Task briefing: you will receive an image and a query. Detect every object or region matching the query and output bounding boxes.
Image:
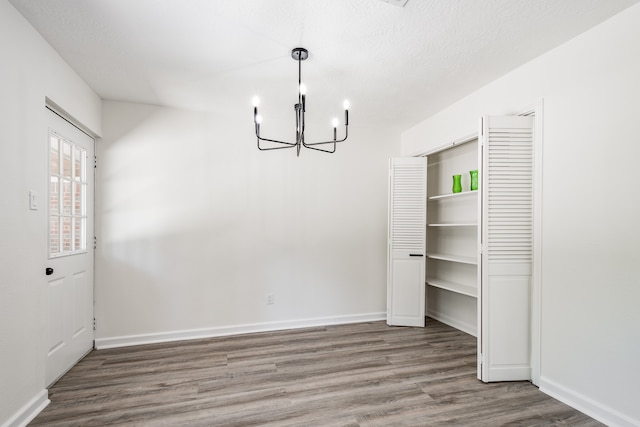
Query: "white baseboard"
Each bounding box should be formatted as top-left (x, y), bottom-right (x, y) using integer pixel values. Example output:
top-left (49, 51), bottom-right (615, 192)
top-left (539, 376), bottom-right (639, 427)
top-left (427, 309), bottom-right (477, 337)
top-left (95, 312), bottom-right (386, 350)
top-left (1, 389), bottom-right (49, 427)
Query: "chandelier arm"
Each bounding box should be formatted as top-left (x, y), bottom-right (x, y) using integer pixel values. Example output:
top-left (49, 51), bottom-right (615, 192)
top-left (257, 137), bottom-right (297, 146)
top-left (302, 126), bottom-right (349, 147)
top-left (256, 134), bottom-right (298, 147)
top-left (255, 121), bottom-right (298, 147)
top-left (257, 139), bottom-right (298, 151)
top-left (258, 146), bottom-right (297, 151)
top-left (304, 142), bottom-right (336, 153)
top-left (303, 136), bottom-right (346, 146)
top-left (258, 145), bottom-right (297, 151)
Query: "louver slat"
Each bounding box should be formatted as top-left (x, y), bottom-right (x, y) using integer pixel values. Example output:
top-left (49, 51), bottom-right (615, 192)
top-left (486, 126), bottom-right (533, 263)
top-left (391, 162), bottom-right (426, 252)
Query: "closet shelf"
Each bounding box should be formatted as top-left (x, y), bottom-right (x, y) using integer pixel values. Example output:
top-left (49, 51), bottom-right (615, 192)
top-left (426, 277), bottom-right (477, 298)
top-left (428, 191), bottom-right (478, 201)
top-left (427, 253), bottom-right (477, 265)
top-left (427, 223), bottom-right (476, 227)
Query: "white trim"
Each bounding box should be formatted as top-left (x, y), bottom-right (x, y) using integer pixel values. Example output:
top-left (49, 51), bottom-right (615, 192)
top-left (413, 133), bottom-right (477, 157)
top-left (95, 312), bottom-right (386, 350)
top-left (539, 376), bottom-right (639, 427)
top-left (426, 309), bottom-right (477, 337)
top-left (1, 390), bottom-right (49, 427)
top-left (45, 99), bottom-right (98, 139)
top-left (530, 98), bottom-right (544, 386)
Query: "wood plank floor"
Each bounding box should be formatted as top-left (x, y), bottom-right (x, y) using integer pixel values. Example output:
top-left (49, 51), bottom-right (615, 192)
top-left (30, 319), bottom-right (601, 426)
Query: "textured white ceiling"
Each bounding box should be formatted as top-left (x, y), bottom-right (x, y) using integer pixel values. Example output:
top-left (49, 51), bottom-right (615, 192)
top-left (9, 0), bottom-right (639, 130)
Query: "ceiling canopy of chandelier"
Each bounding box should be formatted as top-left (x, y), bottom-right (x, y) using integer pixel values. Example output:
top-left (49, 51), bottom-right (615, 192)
top-left (252, 47), bottom-right (350, 157)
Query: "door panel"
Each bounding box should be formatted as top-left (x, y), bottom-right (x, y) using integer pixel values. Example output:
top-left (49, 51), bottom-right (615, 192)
top-left (46, 108), bottom-right (94, 386)
top-left (390, 258), bottom-right (425, 324)
top-left (387, 157), bottom-right (426, 327)
top-left (480, 115), bottom-right (533, 382)
top-left (487, 276), bottom-right (530, 365)
top-left (47, 277), bottom-right (65, 355)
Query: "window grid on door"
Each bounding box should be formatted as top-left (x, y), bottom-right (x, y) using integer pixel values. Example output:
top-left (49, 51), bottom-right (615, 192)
top-left (49, 133), bottom-right (87, 258)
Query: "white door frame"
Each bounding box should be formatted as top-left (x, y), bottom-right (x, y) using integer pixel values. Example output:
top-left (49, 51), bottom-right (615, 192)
top-left (45, 102), bottom-right (96, 386)
top-left (519, 99), bottom-right (544, 386)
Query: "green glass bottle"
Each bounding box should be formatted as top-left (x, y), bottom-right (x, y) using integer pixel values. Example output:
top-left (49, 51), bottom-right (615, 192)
top-left (452, 174), bottom-right (462, 193)
top-left (470, 169), bottom-right (478, 191)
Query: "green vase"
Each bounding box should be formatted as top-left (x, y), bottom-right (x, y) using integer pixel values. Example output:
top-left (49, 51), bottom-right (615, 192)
top-left (470, 169), bottom-right (478, 191)
top-left (452, 174), bottom-right (462, 193)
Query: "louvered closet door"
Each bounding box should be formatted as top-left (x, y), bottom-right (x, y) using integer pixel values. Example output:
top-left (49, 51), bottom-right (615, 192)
top-left (387, 157), bottom-right (427, 327)
top-left (480, 116), bottom-right (534, 382)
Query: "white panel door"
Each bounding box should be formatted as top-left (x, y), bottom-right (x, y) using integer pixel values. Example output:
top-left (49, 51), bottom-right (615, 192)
top-left (46, 108), bottom-right (95, 386)
top-left (480, 115), bottom-right (534, 382)
top-left (387, 157), bottom-right (426, 327)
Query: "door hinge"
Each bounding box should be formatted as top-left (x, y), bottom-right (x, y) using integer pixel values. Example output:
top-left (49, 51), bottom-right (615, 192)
top-left (93, 236), bottom-right (97, 250)
top-left (94, 156), bottom-right (97, 168)
top-left (479, 352), bottom-right (484, 364)
top-left (93, 318), bottom-right (97, 331)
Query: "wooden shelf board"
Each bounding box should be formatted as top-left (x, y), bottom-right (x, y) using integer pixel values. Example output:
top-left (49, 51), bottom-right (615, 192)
top-left (427, 223), bottom-right (476, 227)
top-left (426, 277), bottom-right (477, 298)
top-left (427, 253), bottom-right (477, 265)
top-left (428, 191), bottom-right (478, 201)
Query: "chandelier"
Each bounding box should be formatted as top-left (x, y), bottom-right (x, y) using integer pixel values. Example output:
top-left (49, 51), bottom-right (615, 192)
top-left (252, 47), bottom-right (350, 157)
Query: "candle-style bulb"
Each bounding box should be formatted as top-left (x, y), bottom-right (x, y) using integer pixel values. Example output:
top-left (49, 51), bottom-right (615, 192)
top-left (343, 99), bottom-right (350, 110)
top-left (252, 96), bottom-right (260, 107)
top-left (255, 115), bottom-right (263, 124)
top-left (332, 118), bottom-right (339, 128)
top-left (299, 83), bottom-right (307, 96)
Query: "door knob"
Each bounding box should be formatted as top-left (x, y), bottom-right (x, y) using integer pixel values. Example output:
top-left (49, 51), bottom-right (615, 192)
top-left (45, 267), bottom-right (54, 276)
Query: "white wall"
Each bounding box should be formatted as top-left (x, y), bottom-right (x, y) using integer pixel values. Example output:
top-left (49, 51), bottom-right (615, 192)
top-left (95, 101), bottom-right (398, 346)
top-left (0, 1), bottom-right (102, 425)
top-left (402, 4), bottom-right (640, 426)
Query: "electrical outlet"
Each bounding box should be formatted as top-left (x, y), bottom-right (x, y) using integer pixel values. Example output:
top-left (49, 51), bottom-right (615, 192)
top-left (266, 293), bottom-right (275, 305)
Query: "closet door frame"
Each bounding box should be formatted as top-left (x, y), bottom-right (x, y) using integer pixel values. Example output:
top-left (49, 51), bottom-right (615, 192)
top-left (523, 99), bottom-right (544, 387)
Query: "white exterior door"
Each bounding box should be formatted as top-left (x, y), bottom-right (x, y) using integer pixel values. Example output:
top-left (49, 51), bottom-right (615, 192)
top-left (479, 115), bottom-right (534, 382)
top-left (46, 108), bottom-right (95, 386)
top-left (387, 157), bottom-right (427, 327)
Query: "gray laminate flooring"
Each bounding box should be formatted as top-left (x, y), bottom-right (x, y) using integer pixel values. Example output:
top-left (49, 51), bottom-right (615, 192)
top-left (30, 319), bottom-right (601, 426)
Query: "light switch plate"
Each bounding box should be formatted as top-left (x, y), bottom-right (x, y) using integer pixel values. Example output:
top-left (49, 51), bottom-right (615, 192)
top-left (29, 190), bottom-right (38, 210)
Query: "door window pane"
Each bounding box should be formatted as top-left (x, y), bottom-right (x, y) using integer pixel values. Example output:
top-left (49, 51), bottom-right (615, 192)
top-left (62, 142), bottom-right (72, 177)
top-left (73, 218), bottom-right (84, 251)
top-left (50, 137), bottom-right (59, 175)
top-left (50, 217), bottom-right (60, 255)
top-left (73, 146), bottom-right (82, 180)
top-left (73, 182), bottom-right (82, 215)
top-left (61, 216), bottom-right (71, 252)
top-left (49, 133), bottom-right (87, 258)
top-left (50, 177), bottom-right (59, 214)
top-left (62, 180), bottom-right (72, 215)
